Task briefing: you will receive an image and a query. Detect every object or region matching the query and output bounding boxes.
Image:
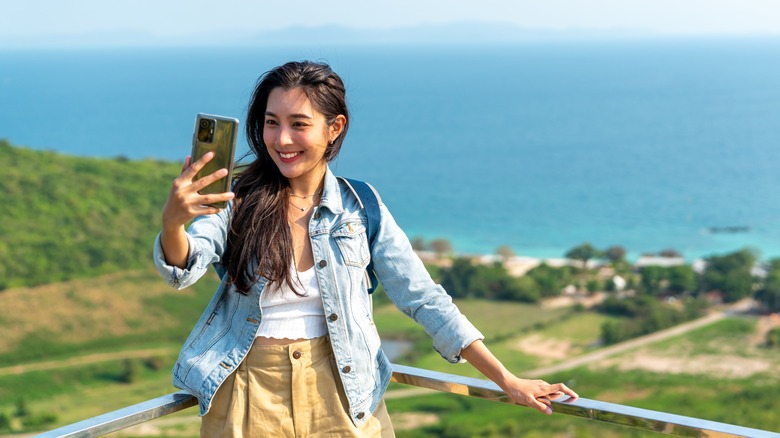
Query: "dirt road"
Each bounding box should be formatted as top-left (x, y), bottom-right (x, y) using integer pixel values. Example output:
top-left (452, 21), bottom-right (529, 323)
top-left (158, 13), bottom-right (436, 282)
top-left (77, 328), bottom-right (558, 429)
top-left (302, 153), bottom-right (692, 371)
top-left (0, 347), bottom-right (176, 377)
top-left (522, 311), bottom-right (726, 378)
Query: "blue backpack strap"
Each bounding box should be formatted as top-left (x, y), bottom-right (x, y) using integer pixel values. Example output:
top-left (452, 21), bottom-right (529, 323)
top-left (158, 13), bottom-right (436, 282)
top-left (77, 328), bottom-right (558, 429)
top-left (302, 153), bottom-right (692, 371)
top-left (338, 177), bottom-right (380, 294)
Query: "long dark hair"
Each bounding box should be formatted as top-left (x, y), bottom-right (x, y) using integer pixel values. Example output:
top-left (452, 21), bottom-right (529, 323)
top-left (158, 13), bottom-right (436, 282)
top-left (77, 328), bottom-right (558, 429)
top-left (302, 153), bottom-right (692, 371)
top-left (225, 61), bottom-right (349, 294)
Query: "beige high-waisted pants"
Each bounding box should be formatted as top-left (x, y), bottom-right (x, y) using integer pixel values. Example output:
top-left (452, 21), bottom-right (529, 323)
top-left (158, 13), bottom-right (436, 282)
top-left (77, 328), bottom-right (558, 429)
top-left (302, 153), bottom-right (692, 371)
top-left (201, 336), bottom-right (395, 437)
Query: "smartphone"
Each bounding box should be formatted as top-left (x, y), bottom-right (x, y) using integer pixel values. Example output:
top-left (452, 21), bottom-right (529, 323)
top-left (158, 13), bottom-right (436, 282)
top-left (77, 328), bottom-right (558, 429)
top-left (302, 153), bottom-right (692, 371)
top-left (190, 113), bottom-right (239, 208)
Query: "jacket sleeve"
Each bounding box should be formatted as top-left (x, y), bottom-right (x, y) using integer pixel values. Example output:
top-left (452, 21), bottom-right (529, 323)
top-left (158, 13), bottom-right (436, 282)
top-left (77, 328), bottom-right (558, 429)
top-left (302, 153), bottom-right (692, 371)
top-left (153, 202), bottom-right (232, 290)
top-left (371, 203), bottom-right (484, 364)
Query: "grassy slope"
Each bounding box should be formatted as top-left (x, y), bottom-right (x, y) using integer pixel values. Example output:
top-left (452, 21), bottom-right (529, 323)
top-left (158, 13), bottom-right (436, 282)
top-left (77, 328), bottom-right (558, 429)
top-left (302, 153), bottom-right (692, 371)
top-left (0, 140), bottom-right (181, 289)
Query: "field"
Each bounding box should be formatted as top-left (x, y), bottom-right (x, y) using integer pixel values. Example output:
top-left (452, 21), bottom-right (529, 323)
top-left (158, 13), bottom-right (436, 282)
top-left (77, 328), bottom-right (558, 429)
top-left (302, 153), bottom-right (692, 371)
top-left (2, 271), bottom-right (780, 437)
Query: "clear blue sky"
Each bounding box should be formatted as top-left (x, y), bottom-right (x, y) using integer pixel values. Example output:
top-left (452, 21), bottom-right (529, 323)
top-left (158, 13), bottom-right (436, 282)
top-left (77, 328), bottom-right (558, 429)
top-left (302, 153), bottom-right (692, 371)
top-left (1, 0), bottom-right (779, 46)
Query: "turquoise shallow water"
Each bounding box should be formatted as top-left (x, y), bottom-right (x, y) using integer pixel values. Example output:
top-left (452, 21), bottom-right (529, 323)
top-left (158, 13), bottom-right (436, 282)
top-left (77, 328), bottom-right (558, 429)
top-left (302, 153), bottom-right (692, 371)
top-left (2, 40), bottom-right (780, 260)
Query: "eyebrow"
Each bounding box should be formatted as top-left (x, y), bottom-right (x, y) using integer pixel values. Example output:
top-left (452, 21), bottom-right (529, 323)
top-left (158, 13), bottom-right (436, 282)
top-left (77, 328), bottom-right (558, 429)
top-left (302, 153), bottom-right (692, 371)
top-left (264, 111), bottom-right (313, 119)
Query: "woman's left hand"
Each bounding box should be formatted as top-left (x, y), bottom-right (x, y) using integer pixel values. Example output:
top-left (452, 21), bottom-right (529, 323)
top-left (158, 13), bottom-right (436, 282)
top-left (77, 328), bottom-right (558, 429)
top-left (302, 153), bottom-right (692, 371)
top-left (501, 376), bottom-right (578, 415)
top-left (460, 339), bottom-right (579, 415)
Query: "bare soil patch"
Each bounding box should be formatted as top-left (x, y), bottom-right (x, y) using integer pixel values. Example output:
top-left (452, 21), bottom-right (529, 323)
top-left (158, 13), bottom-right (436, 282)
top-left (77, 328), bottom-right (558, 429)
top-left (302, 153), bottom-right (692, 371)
top-left (751, 313), bottom-right (780, 347)
top-left (515, 334), bottom-right (573, 362)
top-left (596, 352), bottom-right (774, 379)
top-left (390, 412), bottom-right (439, 431)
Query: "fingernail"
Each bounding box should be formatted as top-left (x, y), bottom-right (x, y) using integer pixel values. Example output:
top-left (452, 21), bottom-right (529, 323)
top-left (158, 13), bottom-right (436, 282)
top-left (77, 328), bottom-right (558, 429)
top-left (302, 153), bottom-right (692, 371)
top-left (545, 406), bottom-right (553, 415)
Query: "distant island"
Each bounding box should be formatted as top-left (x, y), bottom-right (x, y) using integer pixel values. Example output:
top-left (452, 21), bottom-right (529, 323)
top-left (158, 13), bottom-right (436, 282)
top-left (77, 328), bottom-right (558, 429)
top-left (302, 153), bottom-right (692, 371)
top-left (706, 226), bottom-right (751, 234)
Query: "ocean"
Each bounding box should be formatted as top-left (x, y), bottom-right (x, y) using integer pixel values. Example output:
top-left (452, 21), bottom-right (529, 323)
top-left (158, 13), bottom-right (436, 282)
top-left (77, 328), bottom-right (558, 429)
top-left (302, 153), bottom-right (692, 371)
top-left (3, 39), bottom-right (780, 260)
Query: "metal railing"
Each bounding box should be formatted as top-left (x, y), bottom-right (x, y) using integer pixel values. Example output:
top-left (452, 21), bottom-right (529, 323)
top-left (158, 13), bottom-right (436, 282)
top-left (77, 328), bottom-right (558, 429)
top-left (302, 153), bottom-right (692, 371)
top-left (36, 363), bottom-right (780, 438)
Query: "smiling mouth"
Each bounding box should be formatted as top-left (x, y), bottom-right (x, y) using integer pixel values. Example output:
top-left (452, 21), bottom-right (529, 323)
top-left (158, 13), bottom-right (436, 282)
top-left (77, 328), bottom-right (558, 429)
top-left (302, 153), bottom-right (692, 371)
top-left (279, 151), bottom-right (301, 160)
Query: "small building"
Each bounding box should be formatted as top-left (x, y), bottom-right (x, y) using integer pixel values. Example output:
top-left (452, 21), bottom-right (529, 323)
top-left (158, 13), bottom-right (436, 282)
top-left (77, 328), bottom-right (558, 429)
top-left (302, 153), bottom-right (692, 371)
top-left (635, 255), bottom-right (686, 268)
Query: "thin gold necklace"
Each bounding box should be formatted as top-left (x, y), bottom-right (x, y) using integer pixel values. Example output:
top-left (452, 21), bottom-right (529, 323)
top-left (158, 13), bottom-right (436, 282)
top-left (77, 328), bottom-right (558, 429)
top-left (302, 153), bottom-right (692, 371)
top-left (289, 196), bottom-right (319, 212)
top-left (289, 189), bottom-right (322, 199)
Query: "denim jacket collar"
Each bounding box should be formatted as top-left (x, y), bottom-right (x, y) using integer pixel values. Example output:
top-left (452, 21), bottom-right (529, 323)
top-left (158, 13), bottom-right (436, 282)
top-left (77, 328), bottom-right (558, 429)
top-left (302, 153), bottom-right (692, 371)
top-left (317, 166), bottom-right (344, 215)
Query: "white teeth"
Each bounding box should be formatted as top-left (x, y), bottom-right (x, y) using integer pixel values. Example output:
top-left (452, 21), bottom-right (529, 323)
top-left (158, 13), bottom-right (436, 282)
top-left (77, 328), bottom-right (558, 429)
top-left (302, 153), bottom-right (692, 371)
top-left (280, 152), bottom-right (300, 159)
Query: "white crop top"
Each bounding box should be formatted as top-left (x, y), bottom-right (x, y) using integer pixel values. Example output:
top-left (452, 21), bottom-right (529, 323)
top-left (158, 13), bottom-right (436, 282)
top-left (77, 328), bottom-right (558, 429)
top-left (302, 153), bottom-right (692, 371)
top-left (256, 265), bottom-right (328, 340)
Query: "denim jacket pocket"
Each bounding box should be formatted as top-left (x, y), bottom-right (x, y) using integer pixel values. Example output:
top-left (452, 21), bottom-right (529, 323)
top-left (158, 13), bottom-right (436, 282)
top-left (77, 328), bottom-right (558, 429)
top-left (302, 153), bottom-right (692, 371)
top-left (332, 220), bottom-right (370, 268)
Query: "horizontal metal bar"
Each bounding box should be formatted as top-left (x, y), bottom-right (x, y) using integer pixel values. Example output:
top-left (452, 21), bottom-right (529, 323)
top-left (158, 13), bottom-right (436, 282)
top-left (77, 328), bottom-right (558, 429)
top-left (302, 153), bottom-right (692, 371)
top-left (34, 391), bottom-right (197, 438)
top-left (391, 364), bottom-right (780, 438)
top-left (37, 363), bottom-right (780, 437)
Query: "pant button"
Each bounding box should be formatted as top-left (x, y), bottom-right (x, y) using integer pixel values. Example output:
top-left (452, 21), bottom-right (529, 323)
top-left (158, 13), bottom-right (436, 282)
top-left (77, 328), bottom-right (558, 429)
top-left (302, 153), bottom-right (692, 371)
top-left (292, 350), bottom-right (302, 359)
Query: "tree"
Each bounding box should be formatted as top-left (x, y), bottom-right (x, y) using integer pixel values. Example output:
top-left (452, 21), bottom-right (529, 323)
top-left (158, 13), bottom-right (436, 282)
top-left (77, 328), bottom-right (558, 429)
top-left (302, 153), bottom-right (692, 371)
top-left (439, 257), bottom-right (477, 298)
top-left (565, 242), bottom-right (599, 269)
top-left (756, 259), bottom-right (780, 312)
top-left (0, 412), bottom-right (10, 432)
top-left (498, 276), bottom-right (541, 303)
top-left (604, 245), bottom-right (627, 263)
top-left (700, 248), bottom-right (757, 302)
top-left (667, 265), bottom-right (697, 294)
top-left (410, 236), bottom-right (426, 251)
top-left (438, 257), bottom-right (542, 302)
top-left (767, 328), bottom-right (780, 348)
top-left (659, 248), bottom-right (683, 258)
top-left (14, 397), bottom-right (29, 418)
top-left (119, 359), bottom-right (138, 384)
top-left (429, 238), bottom-right (453, 257)
top-left (639, 266), bottom-right (665, 295)
top-left (496, 245), bottom-right (515, 261)
top-left (526, 263), bottom-right (574, 298)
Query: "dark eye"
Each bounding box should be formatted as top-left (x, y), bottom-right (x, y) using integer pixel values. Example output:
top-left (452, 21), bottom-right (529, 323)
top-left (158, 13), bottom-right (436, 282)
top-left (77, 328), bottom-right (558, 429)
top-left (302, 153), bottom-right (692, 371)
top-left (265, 119), bottom-right (277, 126)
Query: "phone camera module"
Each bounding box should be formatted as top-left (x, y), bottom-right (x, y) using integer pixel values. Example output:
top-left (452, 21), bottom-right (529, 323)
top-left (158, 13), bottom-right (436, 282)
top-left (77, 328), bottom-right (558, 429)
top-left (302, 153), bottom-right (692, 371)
top-left (197, 118), bottom-right (216, 143)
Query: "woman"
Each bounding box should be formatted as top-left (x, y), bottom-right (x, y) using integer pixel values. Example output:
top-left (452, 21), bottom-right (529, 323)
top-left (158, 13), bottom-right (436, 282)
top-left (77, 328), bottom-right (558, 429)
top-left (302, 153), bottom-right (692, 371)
top-left (155, 61), bottom-right (578, 437)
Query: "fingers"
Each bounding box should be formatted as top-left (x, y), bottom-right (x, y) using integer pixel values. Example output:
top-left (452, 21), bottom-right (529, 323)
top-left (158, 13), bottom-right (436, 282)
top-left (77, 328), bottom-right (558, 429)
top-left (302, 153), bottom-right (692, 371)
top-left (181, 152), bottom-right (214, 180)
top-left (530, 397), bottom-right (553, 415)
top-left (199, 191), bottom-right (235, 207)
top-left (513, 380), bottom-right (580, 415)
top-left (548, 383), bottom-right (579, 401)
top-left (191, 167), bottom-right (230, 192)
top-left (163, 152), bottom-right (234, 228)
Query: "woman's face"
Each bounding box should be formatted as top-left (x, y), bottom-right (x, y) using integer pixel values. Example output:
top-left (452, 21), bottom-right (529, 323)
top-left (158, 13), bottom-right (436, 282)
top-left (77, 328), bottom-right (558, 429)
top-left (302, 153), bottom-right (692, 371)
top-left (263, 87), bottom-right (343, 187)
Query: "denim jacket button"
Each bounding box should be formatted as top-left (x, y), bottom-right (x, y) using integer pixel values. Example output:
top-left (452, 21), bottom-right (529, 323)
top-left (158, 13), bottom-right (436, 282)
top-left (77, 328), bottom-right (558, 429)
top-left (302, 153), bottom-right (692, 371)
top-left (329, 313), bottom-right (338, 321)
top-left (342, 365), bottom-right (351, 373)
top-left (313, 211), bottom-right (321, 219)
top-left (356, 412), bottom-right (365, 420)
top-left (318, 260), bottom-right (328, 268)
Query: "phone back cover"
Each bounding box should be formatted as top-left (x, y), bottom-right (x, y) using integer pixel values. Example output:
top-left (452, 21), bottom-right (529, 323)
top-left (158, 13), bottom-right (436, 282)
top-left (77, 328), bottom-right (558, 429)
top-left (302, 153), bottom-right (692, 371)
top-left (191, 114), bottom-right (238, 205)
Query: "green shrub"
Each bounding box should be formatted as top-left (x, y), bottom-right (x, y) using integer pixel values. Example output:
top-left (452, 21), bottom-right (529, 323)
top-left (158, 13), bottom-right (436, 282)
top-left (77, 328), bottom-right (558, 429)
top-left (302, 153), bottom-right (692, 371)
top-left (766, 327), bottom-right (780, 348)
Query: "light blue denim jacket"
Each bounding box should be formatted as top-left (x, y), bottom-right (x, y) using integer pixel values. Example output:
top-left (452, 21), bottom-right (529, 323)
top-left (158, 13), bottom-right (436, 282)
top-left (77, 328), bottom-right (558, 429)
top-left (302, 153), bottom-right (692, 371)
top-left (153, 167), bottom-right (483, 425)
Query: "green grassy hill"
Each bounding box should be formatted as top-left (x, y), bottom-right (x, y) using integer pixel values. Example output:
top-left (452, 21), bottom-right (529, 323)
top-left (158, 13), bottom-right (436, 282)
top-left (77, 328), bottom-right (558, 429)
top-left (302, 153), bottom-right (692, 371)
top-left (0, 140), bottom-right (180, 289)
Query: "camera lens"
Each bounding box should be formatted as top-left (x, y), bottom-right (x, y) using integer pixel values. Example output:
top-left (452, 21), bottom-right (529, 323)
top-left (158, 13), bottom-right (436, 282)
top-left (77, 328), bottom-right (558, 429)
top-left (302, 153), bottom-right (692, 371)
top-left (200, 120), bottom-right (209, 128)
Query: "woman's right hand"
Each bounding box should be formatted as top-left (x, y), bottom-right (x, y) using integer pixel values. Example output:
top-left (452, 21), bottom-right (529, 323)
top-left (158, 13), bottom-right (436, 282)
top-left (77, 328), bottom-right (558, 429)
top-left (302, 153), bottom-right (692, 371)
top-left (160, 153), bottom-right (234, 269)
top-left (162, 152), bottom-right (235, 230)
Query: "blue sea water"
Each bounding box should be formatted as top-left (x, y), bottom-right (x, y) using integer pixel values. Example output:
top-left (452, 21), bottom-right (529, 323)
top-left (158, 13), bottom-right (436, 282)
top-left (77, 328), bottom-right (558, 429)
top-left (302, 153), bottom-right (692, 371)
top-left (2, 39), bottom-right (780, 260)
